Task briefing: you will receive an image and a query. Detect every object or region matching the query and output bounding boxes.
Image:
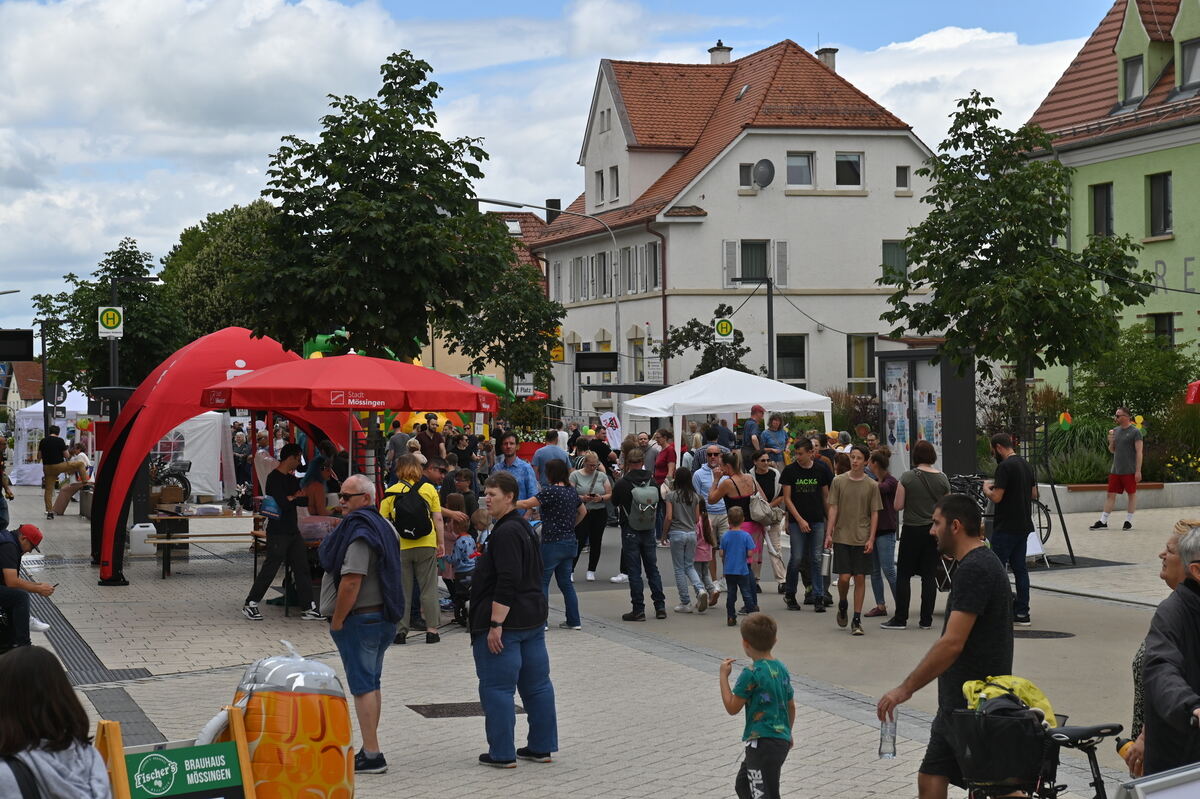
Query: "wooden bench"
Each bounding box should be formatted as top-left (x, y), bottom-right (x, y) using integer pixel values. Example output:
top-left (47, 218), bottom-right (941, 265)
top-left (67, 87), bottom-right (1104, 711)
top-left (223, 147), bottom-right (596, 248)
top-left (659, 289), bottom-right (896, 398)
top-left (1064, 482), bottom-right (1164, 492)
top-left (147, 513), bottom-right (262, 579)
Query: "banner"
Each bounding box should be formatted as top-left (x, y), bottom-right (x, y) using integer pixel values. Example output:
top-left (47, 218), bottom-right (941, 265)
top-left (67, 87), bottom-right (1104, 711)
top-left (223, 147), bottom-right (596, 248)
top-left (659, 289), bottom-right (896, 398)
top-left (599, 411), bottom-right (623, 451)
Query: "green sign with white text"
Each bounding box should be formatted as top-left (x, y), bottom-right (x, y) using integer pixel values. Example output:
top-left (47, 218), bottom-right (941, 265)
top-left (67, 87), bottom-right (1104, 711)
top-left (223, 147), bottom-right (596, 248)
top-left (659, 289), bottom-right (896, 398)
top-left (125, 741), bottom-right (244, 799)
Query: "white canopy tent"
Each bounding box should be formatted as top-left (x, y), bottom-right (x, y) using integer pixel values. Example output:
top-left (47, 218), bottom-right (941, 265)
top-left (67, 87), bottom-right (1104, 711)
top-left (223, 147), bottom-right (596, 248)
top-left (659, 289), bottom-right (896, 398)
top-left (622, 368), bottom-right (834, 461)
top-left (10, 390), bottom-right (91, 484)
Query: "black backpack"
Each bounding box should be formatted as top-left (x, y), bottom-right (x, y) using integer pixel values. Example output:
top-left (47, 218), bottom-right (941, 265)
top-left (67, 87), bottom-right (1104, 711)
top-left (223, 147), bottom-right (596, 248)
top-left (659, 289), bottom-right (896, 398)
top-left (389, 481), bottom-right (433, 540)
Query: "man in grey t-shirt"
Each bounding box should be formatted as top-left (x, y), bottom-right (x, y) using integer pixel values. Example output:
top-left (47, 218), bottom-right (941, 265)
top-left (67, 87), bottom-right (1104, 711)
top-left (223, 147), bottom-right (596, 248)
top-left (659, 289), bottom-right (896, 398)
top-left (1090, 407), bottom-right (1144, 531)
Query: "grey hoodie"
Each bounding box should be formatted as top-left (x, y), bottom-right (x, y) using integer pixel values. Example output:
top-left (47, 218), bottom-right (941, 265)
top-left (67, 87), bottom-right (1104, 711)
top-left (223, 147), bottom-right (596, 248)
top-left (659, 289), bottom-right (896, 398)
top-left (0, 742), bottom-right (111, 798)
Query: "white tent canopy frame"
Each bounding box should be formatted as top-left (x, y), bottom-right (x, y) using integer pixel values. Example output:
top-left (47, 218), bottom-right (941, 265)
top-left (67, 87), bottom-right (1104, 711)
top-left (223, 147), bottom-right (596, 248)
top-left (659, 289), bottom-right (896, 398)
top-left (621, 368), bottom-right (834, 462)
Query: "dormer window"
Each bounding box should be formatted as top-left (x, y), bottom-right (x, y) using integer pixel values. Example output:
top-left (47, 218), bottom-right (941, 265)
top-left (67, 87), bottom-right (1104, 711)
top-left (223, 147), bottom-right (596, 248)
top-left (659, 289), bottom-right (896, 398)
top-left (1182, 39), bottom-right (1200, 88)
top-left (1123, 56), bottom-right (1144, 103)
top-left (505, 220), bottom-right (522, 236)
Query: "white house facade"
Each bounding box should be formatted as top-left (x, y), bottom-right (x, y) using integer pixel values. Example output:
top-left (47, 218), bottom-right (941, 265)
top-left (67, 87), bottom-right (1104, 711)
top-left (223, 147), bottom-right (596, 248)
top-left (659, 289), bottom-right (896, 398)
top-left (534, 40), bottom-right (933, 416)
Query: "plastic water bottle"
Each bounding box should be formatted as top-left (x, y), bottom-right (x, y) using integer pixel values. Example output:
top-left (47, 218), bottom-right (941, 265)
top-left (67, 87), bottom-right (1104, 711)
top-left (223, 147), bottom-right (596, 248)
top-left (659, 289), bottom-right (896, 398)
top-left (879, 719), bottom-right (897, 759)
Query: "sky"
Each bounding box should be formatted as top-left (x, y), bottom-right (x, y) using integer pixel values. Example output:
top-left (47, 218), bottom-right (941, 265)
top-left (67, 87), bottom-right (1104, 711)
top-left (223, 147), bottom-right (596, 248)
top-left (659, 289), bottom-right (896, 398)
top-left (0, 0), bottom-right (1117, 331)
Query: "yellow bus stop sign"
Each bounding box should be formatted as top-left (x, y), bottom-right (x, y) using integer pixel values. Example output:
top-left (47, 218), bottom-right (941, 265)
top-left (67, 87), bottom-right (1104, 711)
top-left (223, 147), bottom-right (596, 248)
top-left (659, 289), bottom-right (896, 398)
top-left (98, 306), bottom-right (124, 339)
top-left (714, 318), bottom-right (735, 343)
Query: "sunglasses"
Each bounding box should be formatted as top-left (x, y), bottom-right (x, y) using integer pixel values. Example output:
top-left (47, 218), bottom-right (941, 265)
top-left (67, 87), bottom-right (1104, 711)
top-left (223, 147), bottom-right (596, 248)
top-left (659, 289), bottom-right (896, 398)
top-left (338, 492), bottom-right (366, 501)
top-left (707, 452), bottom-right (722, 457)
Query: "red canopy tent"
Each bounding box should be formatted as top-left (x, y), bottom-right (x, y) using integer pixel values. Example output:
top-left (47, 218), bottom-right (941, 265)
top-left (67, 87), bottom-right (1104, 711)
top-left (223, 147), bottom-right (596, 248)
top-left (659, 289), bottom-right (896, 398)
top-left (92, 328), bottom-right (358, 583)
top-left (199, 354), bottom-right (499, 413)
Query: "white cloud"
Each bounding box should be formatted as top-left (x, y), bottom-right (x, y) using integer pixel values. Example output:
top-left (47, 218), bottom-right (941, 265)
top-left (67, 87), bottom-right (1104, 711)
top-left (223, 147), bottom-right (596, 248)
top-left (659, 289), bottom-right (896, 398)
top-left (0, 3), bottom-right (1087, 333)
top-left (834, 27), bottom-right (1085, 149)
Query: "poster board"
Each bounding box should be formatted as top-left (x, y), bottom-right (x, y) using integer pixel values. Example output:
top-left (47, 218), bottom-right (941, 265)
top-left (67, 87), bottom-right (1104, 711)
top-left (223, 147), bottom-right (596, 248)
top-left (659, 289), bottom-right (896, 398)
top-left (97, 706), bottom-right (256, 799)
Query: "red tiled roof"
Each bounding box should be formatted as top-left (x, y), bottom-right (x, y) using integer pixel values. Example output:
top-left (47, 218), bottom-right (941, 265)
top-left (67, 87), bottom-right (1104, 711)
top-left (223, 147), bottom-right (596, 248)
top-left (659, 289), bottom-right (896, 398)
top-left (491, 211), bottom-right (547, 272)
top-left (1029, 0), bottom-right (1197, 148)
top-left (1136, 0), bottom-right (1179, 41)
top-left (537, 40), bottom-right (911, 247)
top-left (10, 361), bottom-right (43, 402)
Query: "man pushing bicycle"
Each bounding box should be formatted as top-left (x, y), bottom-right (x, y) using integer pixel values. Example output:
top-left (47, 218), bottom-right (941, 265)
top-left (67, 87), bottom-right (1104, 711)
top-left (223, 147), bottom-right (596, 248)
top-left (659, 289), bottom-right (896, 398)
top-left (877, 494), bottom-right (1014, 799)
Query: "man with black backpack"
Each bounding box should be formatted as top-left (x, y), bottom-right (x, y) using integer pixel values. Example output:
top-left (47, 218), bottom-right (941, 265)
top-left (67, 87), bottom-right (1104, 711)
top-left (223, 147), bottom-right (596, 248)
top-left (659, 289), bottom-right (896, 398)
top-left (611, 448), bottom-right (667, 622)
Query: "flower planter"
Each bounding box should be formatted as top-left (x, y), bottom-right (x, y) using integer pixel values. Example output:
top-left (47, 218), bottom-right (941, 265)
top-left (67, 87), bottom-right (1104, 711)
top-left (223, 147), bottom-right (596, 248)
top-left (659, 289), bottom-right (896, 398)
top-left (1036, 482), bottom-right (1200, 514)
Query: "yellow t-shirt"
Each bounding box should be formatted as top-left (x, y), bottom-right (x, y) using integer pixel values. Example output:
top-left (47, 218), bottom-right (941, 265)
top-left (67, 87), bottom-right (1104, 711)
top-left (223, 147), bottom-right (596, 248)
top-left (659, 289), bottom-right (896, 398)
top-left (380, 480), bottom-right (441, 550)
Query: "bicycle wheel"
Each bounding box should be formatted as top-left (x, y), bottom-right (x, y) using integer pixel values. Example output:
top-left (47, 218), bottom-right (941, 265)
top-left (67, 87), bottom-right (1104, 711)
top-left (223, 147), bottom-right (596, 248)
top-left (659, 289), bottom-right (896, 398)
top-left (1034, 500), bottom-right (1052, 545)
top-left (159, 473), bottom-right (192, 500)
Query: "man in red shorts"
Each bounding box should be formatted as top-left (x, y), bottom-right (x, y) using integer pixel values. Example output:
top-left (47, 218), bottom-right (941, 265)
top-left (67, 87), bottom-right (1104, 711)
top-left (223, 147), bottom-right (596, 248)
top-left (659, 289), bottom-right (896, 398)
top-left (1090, 407), bottom-right (1143, 531)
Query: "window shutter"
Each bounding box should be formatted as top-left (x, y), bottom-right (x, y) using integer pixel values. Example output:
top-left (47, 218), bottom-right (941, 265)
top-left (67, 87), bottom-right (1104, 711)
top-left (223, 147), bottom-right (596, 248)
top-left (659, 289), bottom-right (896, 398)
top-left (774, 241), bottom-right (788, 288)
top-left (722, 240), bottom-right (737, 288)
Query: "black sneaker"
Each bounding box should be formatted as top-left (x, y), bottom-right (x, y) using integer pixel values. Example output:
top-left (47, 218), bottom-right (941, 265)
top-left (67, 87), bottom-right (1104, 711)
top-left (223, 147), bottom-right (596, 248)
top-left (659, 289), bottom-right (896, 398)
top-left (516, 747), bottom-right (552, 763)
top-left (654, 607), bottom-right (667, 620)
top-left (919, 620), bottom-right (934, 630)
top-left (784, 596), bottom-right (802, 611)
top-left (241, 603), bottom-right (263, 621)
top-left (836, 601), bottom-right (848, 628)
top-left (802, 592), bottom-right (815, 606)
top-left (776, 582), bottom-right (786, 594)
top-left (727, 617), bottom-right (737, 626)
top-left (45, 512), bottom-right (54, 520)
top-left (823, 593), bottom-right (835, 607)
top-left (622, 610), bottom-right (646, 622)
top-left (1014, 615), bottom-right (1032, 627)
top-left (737, 606), bottom-right (752, 615)
top-left (479, 753), bottom-right (516, 769)
top-left (813, 603), bottom-right (826, 613)
top-left (880, 617), bottom-right (907, 630)
top-left (851, 620), bottom-right (864, 636)
top-left (394, 631), bottom-right (407, 645)
top-left (1123, 521), bottom-right (1133, 530)
top-left (355, 751), bottom-right (388, 774)
top-left (1089, 520), bottom-right (1107, 530)
top-left (301, 606), bottom-right (326, 621)
top-left (426, 632), bottom-right (440, 644)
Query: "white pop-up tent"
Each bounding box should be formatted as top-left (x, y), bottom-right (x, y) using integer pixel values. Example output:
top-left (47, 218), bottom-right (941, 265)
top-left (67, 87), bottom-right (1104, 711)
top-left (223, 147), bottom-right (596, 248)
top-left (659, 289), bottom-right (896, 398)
top-left (622, 368), bottom-right (834, 460)
top-left (10, 390), bottom-right (92, 484)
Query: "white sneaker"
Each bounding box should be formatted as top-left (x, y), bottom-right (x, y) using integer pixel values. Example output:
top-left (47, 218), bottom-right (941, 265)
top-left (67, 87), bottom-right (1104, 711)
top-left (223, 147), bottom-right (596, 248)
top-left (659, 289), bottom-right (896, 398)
top-left (586, 571), bottom-right (596, 582)
top-left (673, 604), bottom-right (693, 613)
top-left (29, 616), bottom-right (50, 633)
top-left (717, 579), bottom-right (727, 592)
top-left (301, 606), bottom-right (327, 621)
top-left (610, 573), bottom-right (629, 583)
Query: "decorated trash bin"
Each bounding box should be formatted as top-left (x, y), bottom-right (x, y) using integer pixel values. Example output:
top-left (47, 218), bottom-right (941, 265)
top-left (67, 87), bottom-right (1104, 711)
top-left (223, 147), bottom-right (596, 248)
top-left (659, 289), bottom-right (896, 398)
top-left (227, 641), bottom-right (353, 798)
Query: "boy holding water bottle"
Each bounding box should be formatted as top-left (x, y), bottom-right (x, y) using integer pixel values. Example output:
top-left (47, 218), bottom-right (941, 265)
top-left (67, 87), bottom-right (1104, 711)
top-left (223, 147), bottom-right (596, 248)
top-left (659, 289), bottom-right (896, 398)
top-left (719, 613), bottom-right (795, 799)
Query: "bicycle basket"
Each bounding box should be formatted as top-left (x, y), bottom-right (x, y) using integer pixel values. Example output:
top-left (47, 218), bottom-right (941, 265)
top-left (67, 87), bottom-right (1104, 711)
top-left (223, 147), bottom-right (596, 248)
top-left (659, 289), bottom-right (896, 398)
top-left (948, 709), bottom-right (1047, 785)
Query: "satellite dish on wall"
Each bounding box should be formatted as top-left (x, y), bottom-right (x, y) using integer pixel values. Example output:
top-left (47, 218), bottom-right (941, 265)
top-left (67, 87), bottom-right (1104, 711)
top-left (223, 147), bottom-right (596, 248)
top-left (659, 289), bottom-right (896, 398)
top-left (752, 159), bottom-right (775, 188)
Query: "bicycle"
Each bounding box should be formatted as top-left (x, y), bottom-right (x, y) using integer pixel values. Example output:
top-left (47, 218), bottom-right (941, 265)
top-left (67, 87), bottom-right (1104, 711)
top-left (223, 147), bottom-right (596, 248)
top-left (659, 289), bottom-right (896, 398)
top-left (949, 473), bottom-right (1053, 545)
top-left (959, 713), bottom-right (1123, 798)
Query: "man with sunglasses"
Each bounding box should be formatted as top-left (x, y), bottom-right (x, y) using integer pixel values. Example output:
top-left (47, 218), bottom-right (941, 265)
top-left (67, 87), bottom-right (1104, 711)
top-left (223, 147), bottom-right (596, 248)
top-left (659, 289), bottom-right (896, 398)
top-left (318, 475), bottom-right (404, 774)
top-left (1090, 406), bottom-right (1144, 531)
top-left (693, 446), bottom-right (732, 592)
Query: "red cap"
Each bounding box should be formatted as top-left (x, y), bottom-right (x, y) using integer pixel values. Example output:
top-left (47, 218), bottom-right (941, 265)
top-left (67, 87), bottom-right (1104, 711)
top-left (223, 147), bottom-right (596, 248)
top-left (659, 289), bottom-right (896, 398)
top-left (16, 524), bottom-right (43, 552)
top-left (751, 405), bottom-right (765, 415)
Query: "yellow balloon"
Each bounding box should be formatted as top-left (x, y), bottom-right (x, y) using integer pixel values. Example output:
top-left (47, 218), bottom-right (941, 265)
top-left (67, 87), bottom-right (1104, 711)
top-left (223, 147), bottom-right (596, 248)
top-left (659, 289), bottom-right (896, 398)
top-left (309, 351), bottom-right (324, 358)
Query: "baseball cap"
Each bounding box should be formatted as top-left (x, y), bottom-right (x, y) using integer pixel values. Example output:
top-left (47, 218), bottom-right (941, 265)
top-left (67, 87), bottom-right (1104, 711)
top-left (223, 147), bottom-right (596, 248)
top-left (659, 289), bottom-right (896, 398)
top-left (751, 404), bottom-right (765, 415)
top-left (16, 524), bottom-right (43, 552)
top-left (424, 413), bottom-right (438, 421)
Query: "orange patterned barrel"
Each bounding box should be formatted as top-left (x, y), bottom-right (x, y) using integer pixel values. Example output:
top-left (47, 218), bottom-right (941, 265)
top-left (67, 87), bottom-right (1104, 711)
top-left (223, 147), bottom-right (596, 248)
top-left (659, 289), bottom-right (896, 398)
top-left (229, 645), bottom-right (353, 798)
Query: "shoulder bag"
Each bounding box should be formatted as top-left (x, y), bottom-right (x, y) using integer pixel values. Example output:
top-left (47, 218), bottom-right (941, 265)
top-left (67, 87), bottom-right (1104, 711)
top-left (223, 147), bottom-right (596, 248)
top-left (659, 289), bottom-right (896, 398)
top-left (4, 756), bottom-right (42, 799)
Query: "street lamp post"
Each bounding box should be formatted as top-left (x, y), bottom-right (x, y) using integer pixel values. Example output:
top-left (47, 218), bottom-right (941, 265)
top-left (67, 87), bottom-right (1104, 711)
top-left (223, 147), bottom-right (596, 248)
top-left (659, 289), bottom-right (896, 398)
top-left (731, 275), bottom-right (775, 379)
top-left (477, 197), bottom-right (623, 411)
top-left (109, 276), bottom-right (159, 388)
top-left (34, 317), bottom-right (65, 437)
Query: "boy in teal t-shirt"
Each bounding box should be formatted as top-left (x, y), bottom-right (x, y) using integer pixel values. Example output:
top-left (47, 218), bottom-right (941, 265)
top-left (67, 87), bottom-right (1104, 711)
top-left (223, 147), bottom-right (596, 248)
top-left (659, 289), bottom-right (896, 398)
top-left (719, 612), bottom-right (795, 799)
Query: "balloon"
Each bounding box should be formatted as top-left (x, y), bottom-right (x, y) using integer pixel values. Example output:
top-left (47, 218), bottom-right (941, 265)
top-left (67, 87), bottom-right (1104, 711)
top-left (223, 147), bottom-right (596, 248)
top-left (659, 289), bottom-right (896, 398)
top-left (1058, 412), bottom-right (1072, 431)
top-left (309, 351), bottom-right (324, 358)
top-left (76, 417), bottom-right (92, 431)
top-left (1134, 414), bottom-right (1144, 430)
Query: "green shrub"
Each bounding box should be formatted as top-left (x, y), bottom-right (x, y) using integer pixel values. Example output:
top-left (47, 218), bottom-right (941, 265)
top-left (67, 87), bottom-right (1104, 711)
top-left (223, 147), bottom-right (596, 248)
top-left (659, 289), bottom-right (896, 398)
top-left (1044, 449), bottom-right (1110, 484)
top-left (1045, 416), bottom-right (1111, 458)
top-left (1165, 451), bottom-right (1200, 482)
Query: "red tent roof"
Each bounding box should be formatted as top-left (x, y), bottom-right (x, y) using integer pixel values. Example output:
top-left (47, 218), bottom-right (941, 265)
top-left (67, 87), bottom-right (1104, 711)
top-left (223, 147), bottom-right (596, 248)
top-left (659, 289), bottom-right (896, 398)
top-left (199, 354), bottom-right (498, 413)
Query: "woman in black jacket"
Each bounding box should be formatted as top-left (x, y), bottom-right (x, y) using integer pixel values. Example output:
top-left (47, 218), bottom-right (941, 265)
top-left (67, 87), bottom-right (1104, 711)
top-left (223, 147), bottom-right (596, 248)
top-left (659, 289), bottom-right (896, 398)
top-left (470, 470), bottom-right (558, 768)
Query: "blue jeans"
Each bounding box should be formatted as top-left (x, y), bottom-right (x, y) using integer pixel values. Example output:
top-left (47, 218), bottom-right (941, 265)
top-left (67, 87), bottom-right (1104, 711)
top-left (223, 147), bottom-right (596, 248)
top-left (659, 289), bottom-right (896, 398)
top-left (785, 521), bottom-right (824, 599)
top-left (667, 529), bottom-right (703, 605)
top-left (329, 611), bottom-right (397, 696)
top-left (990, 531), bottom-right (1029, 617)
top-left (724, 572), bottom-right (756, 618)
top-left (621, 527), bottom-right (666, 612)
top-left (541, 539), bottom-right (581, 627)
top-left (472, 626), bottom-right (558, 761)
top-left (869, 532), bottom-right (897, 607)
top-left (653, 499), bottom-right (667, 540)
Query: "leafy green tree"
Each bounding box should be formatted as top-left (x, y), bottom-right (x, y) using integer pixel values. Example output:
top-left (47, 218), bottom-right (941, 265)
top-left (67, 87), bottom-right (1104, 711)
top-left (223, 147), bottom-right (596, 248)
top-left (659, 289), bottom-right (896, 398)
top-left (239, 50), bottom-right (517, 358)
top-left (656, 303), bottom-right (754, 378)
top-left (434, 261), bottom-right (563, 389)
top-left (160, 200), bottom-right (278, 341)
top-left (1073, 324), bottom-right (1200, 430)
top-left (880, 91), bottom-right (1152, 430)
top-left (31, 238), bottom-right (184, 392)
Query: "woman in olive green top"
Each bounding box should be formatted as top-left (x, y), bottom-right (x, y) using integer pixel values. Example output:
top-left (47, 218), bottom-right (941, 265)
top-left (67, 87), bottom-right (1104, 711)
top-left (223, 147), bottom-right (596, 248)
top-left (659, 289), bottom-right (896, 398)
top-left (881, 440), bottom-right (950, 631)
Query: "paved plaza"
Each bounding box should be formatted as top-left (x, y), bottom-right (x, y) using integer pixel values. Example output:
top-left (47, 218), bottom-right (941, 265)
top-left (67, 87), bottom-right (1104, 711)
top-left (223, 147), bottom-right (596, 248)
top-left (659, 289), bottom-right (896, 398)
top-left (10, 484), bottom-right (1194, 798)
